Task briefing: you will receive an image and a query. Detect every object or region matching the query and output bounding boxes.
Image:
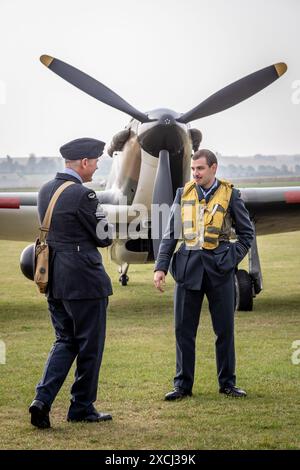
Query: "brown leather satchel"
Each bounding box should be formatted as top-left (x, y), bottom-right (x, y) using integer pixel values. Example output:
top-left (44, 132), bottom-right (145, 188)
top-left (34, 181), bottom-right (74, 293)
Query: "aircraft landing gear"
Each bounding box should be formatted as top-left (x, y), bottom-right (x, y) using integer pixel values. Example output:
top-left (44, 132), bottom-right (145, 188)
top-left (235, 221), bottom-right (263, 312)
top-left (235, 269), bottom-right (253, 311)
top-left (119, 274), bottom-right (129, 286)
top-left (118, 263), bottom-right (129, 286)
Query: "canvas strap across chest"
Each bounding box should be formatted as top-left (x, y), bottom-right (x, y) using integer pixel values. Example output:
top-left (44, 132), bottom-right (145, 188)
top-left (181, 180), bottom-right (233, 250)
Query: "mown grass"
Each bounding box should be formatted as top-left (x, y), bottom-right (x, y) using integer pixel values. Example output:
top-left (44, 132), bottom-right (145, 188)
top-left (0, 233), bottom-right (299, 450)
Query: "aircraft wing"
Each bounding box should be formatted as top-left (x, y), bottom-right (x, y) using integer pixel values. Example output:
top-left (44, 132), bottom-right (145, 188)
top-left (240, 186), bottom-right (300, 235)
top-left (0, 187), bottom-right (300, 241)
top-left (0, 192), bottom-right (150, 241)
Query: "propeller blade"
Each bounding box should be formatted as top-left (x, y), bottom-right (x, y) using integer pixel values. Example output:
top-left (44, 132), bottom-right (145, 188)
top-left (178, 62), bottom-right (287, 123)
top-left (152, 150), bottom-right (174, 259)
top-left (40, 54), bottom-right (151, 123)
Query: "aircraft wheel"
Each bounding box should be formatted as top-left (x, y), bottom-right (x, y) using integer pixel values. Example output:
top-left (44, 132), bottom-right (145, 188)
top-left (235, 269), bottom-right (253, 311)
top-left (119, 274), bottom-right (129, 286)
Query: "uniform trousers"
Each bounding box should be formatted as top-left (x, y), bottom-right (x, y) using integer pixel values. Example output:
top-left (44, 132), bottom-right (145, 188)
top-left (35, 297), bottom-right (107, 418)
top-left (174, 271), bottom-right (236, 391)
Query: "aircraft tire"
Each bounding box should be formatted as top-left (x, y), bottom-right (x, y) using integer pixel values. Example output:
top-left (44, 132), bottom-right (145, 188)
top-left (119, 274), bottom-right (129, 286)
top-left (235, 269), bottom-right (253, 312)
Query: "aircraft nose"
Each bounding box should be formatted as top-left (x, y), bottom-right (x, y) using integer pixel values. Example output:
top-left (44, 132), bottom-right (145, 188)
top-left (158, 114), bottom-right (176, 126)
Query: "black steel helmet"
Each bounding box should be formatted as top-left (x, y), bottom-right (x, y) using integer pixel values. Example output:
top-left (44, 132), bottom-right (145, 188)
top-left (20, 243), bottom-right (35, 281)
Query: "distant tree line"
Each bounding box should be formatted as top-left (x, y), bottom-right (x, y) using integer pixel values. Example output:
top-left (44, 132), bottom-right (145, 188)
top-left (0, 155), bottom-right (63, 174)
top-left (1, 155), bottom-right (300, 178)
top-left (218, 164), bottom-right (300, 178)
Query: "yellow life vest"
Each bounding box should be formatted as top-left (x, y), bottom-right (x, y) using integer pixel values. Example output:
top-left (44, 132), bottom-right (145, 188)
top-left (181, 179), bottom-right (233, 250)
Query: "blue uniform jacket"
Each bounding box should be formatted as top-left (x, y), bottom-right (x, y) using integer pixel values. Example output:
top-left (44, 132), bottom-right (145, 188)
top-left (38, 172), bottom-right (113, 299)
top-left (154, 181), bottom-right (254, 289)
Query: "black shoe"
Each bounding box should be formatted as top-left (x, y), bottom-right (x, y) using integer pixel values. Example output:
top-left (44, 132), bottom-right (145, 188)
top-left (29, 400), bottom-right (51, 429)
top-left (219, 386), bottom-right (247, 397)
top-left (67, 411), bottom-right (112, 423)
top-left (164, 387), bottom-right (192, 401)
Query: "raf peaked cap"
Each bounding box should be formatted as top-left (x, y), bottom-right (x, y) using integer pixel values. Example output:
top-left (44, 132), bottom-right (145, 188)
top-left (60, 138), bottom-right (105, 160)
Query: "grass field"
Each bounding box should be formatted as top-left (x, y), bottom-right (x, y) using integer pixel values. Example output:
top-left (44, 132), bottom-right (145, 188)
top-left (0, 233), bottom-right (299, 450)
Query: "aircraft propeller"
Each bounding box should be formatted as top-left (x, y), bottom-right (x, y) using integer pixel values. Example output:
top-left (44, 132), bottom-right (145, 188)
top-left (40, 55), bottom-right (287, 126)
top-left (178, 63), bottom-right (287, 123)
top-left (40, 55), bottom-right (151, 124)
top-left (152, 150), bottom-right (174, 258)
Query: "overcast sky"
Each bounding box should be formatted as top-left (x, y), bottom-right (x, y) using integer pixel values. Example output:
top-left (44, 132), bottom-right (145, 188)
top-left (0, 0), bottom-right (299, 157)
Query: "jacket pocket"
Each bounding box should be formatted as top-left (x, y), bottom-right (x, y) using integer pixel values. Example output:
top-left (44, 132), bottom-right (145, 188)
top-left (213, 243), bottom-right (236, 274)
top-left (85, 251), bottom-right (102, 266)
top-left (169, 245), bottom-right (190, 282)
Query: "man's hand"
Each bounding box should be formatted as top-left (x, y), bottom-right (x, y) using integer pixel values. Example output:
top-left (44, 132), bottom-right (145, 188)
top-left (154, 270), bottom-right (166, 292)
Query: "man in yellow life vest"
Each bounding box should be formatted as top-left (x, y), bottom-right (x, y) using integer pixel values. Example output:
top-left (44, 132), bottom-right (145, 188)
top-left (154, 149), bottom-right (254, 400)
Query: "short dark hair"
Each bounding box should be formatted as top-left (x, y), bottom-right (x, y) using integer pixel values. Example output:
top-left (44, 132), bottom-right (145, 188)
top-left (192, 149), bottom-right (218, 167)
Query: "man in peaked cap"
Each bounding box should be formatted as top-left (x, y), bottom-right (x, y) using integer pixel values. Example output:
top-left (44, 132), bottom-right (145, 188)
top-left (29, 137), bottom-right (114, 428)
